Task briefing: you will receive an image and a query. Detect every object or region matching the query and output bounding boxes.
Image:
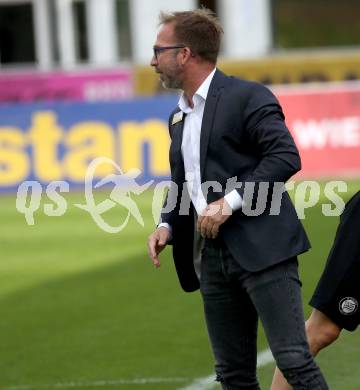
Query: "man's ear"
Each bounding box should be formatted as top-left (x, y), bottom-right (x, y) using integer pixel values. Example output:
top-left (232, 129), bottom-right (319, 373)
top-left (181, 47), bottom-right (193, 64)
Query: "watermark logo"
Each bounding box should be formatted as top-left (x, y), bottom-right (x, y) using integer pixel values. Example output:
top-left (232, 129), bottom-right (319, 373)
top-left (74, 157), bottom-right (153, 233)
top-left (15, 157), bottom-right (349, 233)
top-left (15, 157), bottom-right (155, 233)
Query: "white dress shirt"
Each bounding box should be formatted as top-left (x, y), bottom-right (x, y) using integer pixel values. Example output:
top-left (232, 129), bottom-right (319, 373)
top-left (159, 68), bottom-right (242, 234)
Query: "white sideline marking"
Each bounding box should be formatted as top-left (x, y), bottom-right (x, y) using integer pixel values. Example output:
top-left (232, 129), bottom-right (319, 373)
top-left (2, 377), bottom-right (190, 390)
top-left (177, 375), bottom-right (215, 390)
top-left (177, 348), bottom-right (274, 390)
top-left (1, 349), bottom-right (274, 390)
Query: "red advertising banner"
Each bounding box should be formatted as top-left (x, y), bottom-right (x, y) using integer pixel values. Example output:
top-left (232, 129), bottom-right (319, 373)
top-left (274, 82), bottom-right (360, 177)
top-left (0, 68), bottom-right (133, 103)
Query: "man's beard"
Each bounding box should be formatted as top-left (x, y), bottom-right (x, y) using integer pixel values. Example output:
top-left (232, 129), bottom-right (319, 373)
top-left (159, 69), bottom-right (182, 90)
top-left (161, 78), bottom-right (181, 89)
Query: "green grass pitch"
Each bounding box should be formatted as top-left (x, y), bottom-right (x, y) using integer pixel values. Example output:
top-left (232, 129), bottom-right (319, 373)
top-left (0, 180), bottom-right (359, 390)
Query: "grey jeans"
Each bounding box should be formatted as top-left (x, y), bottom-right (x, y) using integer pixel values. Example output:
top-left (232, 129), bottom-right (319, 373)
top-left (199, 238), bottom-right (328, 390)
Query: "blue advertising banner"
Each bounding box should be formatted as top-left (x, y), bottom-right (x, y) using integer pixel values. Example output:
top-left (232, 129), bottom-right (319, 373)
top-left (0, 95), bottom-right (179, 193)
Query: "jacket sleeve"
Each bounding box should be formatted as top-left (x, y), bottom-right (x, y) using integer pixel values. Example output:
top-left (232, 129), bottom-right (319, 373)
top-left (159, 110), bottom-right (178, 227)
top-left (240, 82), bottom-right (301, 184)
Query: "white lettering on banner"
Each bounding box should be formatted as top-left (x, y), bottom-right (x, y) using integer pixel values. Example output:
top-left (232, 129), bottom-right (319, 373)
top-left (84, 81), bottom-right (133, 101)
top-left (292, 117), bottom-right (360, 149)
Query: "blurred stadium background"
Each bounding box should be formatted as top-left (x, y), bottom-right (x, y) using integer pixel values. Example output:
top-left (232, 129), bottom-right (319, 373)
top-left (0, 0), bottom-right (360, 389)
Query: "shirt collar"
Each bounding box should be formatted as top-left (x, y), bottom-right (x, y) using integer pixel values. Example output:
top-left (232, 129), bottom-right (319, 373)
top-left (178, 68), bottom-right (216, 113)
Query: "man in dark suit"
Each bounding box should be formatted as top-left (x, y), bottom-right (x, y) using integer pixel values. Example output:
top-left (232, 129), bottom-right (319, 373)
top-left (147, 8), bottom-right (328, 389)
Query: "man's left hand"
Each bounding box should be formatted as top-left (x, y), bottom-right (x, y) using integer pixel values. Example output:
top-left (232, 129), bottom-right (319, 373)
top-left (197, 198), bottom-right (232, 239)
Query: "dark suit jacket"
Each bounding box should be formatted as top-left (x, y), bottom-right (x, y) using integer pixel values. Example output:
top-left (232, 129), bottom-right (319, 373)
top-left (161, 70), bottom-right (310, 292)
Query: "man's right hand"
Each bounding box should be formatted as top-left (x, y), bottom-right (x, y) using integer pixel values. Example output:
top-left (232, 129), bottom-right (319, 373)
top-left (147, 227), bottom-right (171, 268)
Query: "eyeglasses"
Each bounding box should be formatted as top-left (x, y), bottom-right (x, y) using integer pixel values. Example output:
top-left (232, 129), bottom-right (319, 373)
top-left (153, 45), bottom-right (186, 59)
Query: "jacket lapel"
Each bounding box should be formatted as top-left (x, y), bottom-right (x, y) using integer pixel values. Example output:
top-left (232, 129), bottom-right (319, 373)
top-left (169, 111), bottom-right (186, 180)
top-left (200, 70), bottom-right (226, 179)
